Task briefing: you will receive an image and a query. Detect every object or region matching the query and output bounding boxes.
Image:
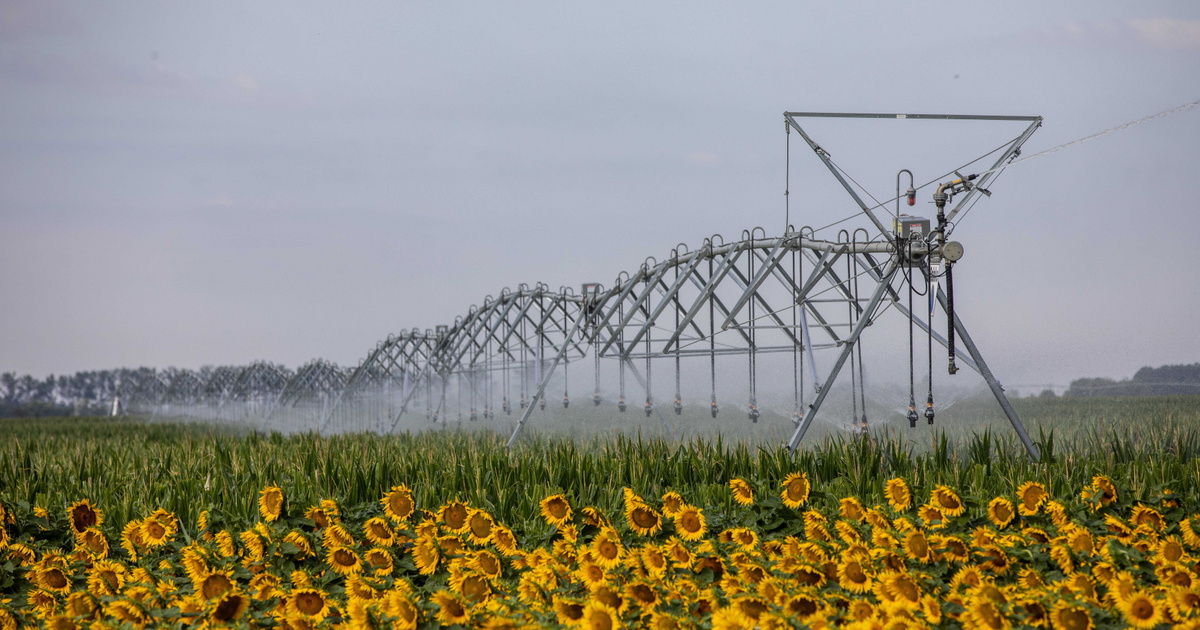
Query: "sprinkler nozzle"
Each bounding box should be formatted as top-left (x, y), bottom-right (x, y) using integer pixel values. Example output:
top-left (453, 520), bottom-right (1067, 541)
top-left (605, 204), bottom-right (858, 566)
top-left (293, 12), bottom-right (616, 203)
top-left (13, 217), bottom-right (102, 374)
top-left (593, 393), bottom-right (601, 406)
top-left (749, 405), bottom-right (760, 423)
top-left (925, 394), bottom-right (935, 425)
top-left (674, 398), bottom-right (683, 415)
top-left (618, 398), bottom-right (627, 413)
top-left (563, 396), bottom-right (569, 409)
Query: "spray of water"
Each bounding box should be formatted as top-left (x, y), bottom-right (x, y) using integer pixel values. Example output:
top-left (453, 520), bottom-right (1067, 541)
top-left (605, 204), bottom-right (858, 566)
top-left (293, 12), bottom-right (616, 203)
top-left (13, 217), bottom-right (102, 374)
top-left (981, 98), bottom-right (1200, 177)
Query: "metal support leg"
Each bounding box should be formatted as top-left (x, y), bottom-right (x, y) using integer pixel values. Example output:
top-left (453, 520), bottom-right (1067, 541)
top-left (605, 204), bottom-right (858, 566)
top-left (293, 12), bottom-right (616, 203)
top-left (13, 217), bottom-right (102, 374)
top-left (936, 288), bottom-right (1041, 461)
top-left (507, 313), bottom-right (587, 448)
top-left (787, 262), bottom-right (898, 453)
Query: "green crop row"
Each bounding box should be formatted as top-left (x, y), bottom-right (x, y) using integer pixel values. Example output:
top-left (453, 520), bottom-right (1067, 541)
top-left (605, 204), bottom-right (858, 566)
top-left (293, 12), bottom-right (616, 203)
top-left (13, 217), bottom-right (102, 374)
top-left (2, 396), bottom-right (1199, 543)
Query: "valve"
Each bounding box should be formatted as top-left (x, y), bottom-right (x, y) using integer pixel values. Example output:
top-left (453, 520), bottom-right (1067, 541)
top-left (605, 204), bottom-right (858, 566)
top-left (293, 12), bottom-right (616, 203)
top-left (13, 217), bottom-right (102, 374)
top-left (674, 398), bottom-right (683, 415)
top-left (618, 397), bottom-right (627, 413)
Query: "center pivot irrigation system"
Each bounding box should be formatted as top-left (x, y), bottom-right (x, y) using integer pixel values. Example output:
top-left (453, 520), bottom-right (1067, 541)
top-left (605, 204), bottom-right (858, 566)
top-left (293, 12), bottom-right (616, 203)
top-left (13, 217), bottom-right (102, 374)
top-left (125, 111), bottom-right (1046, 460)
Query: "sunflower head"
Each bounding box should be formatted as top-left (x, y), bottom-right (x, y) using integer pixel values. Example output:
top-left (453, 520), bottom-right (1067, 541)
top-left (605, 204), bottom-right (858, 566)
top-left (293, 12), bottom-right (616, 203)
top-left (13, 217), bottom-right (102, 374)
top-left (674, 505), bottom-right (707, 542)
top-left (327, 546), bottom-right (363, 575)
top-left (728, 479), bottom-right (754, 506)
top-left (289, 588), bottom-right (331, 620)
top-left (779, 472), bottom-right (810, 509)
top-left (68, 500), bottom-right (103, 534)
top-left (836, 558), bottom-right (872, 593)
top-left (381, 485), bottom-right (415, 523)
top-left (538, 494), bottom-right (572, 527)
top-left (987, 497), bottom-right (1016, 529)
top-left (932, 486), bottom-right (965, 517)
top-left (258, 486), bottom-right (284, 522)
top-left (432, 590), bottom-right (470, 626)
top-left (1016, 481), bottom-right (1047, 515)
top-left (661, 492), bottom-right (684, 517)
top-left (441, 501), bottom-right (470, 532)
top-left (1121, 590), bottom-right (1163, 629)
top-left (626, 504), bottom-right (663, 537)
top-left (885, 478), bottom-right (913, 511)
top-left (210, 591), bottom-right (250, 623)
top-left (467, 509), bottom-right (495, 544)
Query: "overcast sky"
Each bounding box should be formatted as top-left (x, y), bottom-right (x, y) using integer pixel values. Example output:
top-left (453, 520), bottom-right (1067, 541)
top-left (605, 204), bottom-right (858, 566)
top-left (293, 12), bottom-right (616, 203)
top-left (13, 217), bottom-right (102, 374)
top-left (2, 1), bottom-right (1198, 389)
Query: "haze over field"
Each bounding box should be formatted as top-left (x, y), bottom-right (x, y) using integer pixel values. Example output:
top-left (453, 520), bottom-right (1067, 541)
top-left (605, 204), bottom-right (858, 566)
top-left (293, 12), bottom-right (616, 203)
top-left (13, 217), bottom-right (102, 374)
top-left (1, 2), bottom-right (1198, 390)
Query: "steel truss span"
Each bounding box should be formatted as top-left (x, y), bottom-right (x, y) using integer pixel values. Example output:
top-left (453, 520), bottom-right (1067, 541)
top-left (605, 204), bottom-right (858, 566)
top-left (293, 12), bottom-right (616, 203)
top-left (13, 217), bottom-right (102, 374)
top-left (120, 111), bottom-right (1045, 460)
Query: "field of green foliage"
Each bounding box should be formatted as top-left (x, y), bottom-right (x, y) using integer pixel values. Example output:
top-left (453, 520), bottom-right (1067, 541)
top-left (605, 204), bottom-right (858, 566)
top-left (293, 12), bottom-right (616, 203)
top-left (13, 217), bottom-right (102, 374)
top-left (3, 395), bottom-right (1199, 537)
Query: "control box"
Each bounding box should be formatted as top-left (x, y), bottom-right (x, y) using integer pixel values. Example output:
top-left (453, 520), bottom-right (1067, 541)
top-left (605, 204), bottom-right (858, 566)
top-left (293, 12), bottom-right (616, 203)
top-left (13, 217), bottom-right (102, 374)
top-left (893, 215), bottom-right (931, 241)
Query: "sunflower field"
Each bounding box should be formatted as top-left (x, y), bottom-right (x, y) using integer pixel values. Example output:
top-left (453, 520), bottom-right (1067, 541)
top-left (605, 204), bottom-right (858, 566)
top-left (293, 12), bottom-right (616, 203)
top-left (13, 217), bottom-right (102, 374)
top-left (2, 403), bottom-right (1200, 629)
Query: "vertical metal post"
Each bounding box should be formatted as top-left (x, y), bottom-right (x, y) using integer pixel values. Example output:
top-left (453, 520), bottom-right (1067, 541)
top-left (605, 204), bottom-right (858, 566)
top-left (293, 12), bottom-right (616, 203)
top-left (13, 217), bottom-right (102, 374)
top-left (787, 261), bottom-right (899, 453)
top-left (507, 310), bottom-right (587, 448)
top-left (936, 288), bottom-right (1041, 461)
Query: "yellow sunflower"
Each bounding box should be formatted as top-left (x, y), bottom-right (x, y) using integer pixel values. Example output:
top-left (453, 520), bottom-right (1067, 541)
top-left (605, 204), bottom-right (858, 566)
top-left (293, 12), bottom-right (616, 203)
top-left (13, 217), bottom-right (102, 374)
top-left (839, 496), bottom-right (865, 521)
top-left (1016, 481), bottom-right (1047, 515)
top-left (440, 501), bottom-right (470, 533)
top-left (141, 516), bottom-right (173, 547)
top-left (580, 601), bottom-right (621, 630)
top-left (35, 565), bottom-right (71, 594)
top-left (432, 590), bottom-right (470, 626)
top-left (327, 546), bottom-right (363, 575)
top-left (591, 529), bottom-right (625, 569)
top-left (258, 486), bottom-right (284, 522)
top-left (288, 588), bottom-right (331, 621)
top-left (77, 527), bottom-right (109, 558)
top-left (780, 472), bottom-right (810, 508)
top-left (728, 479), bottom-right (754, 506)
top-left (837, 558), bottom-right (872, 593)
top-left (492, 525), bottom-right (520, 557)
top-left (472, 549), bottom-right (503, 579)
top-left (414, 536), bottom-right (441, 575)
top-left (215, 530), bottom-right (237, 557)
top-left (68, 500), bottom-right (103, 534)
top-left (878, 571), bottom-right (922, 606)
top-left (931, 486), bottom-right (965, 517)
top-left (467, 509), bottom-right (495, 545)
top-left (538, 494), bottom-right (572, 528)
top-left (87, 559), bottom-right (126, 596)
top-left (1050, 601), bottom-right (1092, 630)
top-left (553, 596), bottom-right (586, 625)
top-left (902, 529), bottom-right (933, 563)
top-left (1120, 591), bottom-right (1163, 629)
top-left (965, 597), bottom-right (1010, 630)
top-left (281, 530), bottom-right (312, 559)
top-left (197, 569), bottom-right (235, 600)
top-left (661, 491), bottom-right (684, 517)
top-left (987, 497), bottom-right (1016, 529)
top-left (450, 571), bottom-right (492, 604)
top-left (885, 478), bottom-right (912, 511)
top-left (381, 485), bottom-right (415, 523)
top-left (364, 547), bottom-right (394, 575)
top-left (363, 517), bottom-right (396, 547)
top-left (674, 505), bottom-right (707, 541)
top-left (210, 591), bottom-right (249, 623)
top-left (625, 504), bottom-right (663, 537)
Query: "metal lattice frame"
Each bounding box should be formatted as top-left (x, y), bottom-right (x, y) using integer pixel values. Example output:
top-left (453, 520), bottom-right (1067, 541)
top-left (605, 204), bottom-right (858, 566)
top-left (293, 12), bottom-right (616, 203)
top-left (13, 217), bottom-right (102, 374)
top-left (116, 111), bottom-right (1044, 460)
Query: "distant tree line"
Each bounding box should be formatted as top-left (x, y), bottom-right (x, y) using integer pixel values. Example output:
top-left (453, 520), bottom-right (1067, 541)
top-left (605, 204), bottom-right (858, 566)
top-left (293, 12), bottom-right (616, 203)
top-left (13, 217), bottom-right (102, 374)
top-left (0, 368), bottom-right (155, 418)
top-left (1064, 363), bottom-right (1200, 397)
